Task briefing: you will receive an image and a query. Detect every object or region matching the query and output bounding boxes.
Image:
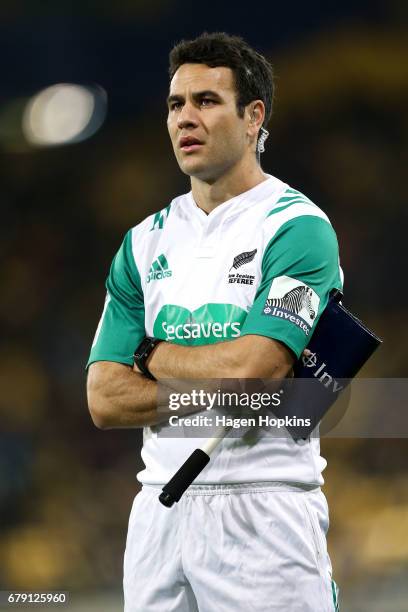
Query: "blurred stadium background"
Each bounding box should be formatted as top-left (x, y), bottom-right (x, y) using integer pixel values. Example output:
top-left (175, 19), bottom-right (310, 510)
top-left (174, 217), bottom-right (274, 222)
top-left (0, 1), bottom-right (407, 610)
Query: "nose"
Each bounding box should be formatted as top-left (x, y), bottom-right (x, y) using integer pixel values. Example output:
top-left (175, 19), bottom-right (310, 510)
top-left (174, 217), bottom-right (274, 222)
top-left (177, 101), bottom-right (199, 130)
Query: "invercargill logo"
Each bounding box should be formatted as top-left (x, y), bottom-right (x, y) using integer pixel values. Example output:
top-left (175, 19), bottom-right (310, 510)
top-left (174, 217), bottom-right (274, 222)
top-left (263, 276), bottom-right (320, 335)
top-left (147, 254), bottom-right (172, 283)
top-left (228, 249), bottom-right (257, 286)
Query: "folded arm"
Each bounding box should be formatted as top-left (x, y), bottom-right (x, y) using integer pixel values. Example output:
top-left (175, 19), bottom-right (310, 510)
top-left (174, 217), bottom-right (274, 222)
top-left (86, 215), bottom-right (341, 430)
top-left (87, 335), bottom-right (293, 429)
top-left (87, 361), bottom-right (158, 429)
top-left (145, 334), bottom-right (294, 380)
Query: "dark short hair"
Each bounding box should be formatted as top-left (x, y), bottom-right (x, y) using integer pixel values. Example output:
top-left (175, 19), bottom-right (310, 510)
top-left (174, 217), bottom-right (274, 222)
top-left (169, 32), bottom-right (274, 127)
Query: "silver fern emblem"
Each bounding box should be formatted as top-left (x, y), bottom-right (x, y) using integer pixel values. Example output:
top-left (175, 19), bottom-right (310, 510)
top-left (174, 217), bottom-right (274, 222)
top-left (230, 249), bottom-right (257, 271)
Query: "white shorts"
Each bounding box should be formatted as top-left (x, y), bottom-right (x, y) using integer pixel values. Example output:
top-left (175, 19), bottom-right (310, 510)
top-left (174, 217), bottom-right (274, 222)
top-left (123, 483), bottom-right (339, 612)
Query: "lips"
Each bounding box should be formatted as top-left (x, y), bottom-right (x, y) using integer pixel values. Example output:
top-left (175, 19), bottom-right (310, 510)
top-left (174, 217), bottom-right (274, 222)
top-left (179, 136), bottom-right (203, 151)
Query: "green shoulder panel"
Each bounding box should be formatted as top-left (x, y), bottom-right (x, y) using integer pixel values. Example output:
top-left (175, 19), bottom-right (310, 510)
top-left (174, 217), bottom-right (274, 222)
top-left (87, 229), bottom-right (145, 367)
top-left (241, 215), bottom-right (342, 358)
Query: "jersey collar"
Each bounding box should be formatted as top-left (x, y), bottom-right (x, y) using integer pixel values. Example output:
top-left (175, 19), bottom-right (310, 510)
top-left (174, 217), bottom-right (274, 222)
top-left (185, 174), bottom-right (282, 223)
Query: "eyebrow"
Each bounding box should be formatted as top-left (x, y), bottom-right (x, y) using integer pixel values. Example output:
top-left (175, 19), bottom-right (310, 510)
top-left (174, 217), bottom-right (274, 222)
top-left (166, 90), bottom-right (223, 106)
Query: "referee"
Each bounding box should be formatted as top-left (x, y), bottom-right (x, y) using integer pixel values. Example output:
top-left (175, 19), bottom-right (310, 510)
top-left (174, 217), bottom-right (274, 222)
top-left (87, 32), bottom-right (341, 612)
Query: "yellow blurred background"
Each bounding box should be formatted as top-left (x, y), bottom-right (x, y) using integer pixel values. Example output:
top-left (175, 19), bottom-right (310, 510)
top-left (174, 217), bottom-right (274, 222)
top-left (0, 2), bottom-right (407, 610)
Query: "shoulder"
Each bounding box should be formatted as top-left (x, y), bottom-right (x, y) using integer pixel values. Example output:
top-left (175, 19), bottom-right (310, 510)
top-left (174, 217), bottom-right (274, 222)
top-left (265, 185), bottom-right (331, 229)
top-left (252, 176), bottom-right (333, 234)
top-left (261, 184), bottom-right (337, 247)
top-left (116, 193), bottom-right (190, 272)
top-left (128, 192), bottom-right (189, 240)
top-left (259, 184), bottom-right (340, 269)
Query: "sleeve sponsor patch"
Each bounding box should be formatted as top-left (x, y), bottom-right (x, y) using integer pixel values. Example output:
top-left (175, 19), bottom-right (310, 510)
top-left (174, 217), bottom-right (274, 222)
top-left (262, 275), bottom-right (320, 336)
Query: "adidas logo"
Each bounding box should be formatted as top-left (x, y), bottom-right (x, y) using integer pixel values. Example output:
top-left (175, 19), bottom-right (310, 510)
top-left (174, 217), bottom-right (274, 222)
top-left (147, 254), bottom-right (172, 283)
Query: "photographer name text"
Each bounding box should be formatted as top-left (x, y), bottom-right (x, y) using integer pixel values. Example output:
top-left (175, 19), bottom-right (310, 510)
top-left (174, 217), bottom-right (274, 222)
top-left (168, 414), bottom-right (311, 429)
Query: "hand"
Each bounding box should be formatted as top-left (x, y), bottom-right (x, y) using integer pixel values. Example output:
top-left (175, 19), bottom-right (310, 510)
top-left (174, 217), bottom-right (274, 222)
top-left (286, 348), bottom-right (311, 379)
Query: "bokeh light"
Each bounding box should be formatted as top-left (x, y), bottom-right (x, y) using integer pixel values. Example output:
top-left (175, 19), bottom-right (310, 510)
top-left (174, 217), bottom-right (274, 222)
top-left (22, 83), bottom-right (107, 147)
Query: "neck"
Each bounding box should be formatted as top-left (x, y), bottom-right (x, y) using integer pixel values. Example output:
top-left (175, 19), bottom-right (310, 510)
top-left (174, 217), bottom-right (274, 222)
top-left (190, 156), bottom-right (268, 214)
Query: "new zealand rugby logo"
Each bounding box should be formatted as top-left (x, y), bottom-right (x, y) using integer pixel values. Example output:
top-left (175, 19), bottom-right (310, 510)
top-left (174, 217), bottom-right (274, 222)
top-left (228, 249), bottom-right (257, 286)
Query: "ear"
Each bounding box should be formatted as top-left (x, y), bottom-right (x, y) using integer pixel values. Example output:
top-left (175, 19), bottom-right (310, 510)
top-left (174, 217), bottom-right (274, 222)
top-left (246, 100), bottom-right (265, 142)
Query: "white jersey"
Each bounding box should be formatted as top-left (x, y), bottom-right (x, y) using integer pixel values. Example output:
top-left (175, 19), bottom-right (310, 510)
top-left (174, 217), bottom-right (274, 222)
top-left (88, 175), bottom-right (343, 485)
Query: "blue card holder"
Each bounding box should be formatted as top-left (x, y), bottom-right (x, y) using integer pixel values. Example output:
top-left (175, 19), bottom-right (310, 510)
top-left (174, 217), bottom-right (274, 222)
top-left (275, 289), bottom-right (382, 439)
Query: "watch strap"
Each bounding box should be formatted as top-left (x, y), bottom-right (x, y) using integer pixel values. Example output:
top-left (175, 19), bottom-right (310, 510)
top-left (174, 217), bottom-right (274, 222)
top-left (134, 337), bottom-right (163, 380)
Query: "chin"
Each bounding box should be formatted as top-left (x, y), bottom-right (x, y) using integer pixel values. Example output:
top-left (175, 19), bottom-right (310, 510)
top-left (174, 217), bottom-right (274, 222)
top-left (180, 160), bottom-right (212, 180)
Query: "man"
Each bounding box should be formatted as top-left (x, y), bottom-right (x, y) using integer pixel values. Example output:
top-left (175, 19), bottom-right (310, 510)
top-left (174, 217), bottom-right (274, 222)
top-left (87, 32), bottom-right (341, 611)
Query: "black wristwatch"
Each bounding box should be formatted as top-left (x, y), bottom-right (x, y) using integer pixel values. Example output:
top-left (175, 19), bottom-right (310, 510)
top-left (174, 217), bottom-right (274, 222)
top-left (134, 337), bottom-right (163, 380)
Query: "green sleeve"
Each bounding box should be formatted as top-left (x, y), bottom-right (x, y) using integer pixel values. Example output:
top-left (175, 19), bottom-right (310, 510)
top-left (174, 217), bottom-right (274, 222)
top-left (87, 230), bottom-right (145, 367)
top-left (240, 215), bottom-right (342, 358)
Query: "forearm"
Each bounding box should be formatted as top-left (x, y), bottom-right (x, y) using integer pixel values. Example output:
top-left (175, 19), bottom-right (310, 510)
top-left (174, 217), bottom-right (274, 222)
top-left (87, 361), bottom-right (157, 428)
top-left (148, 335), bottom-right (293, 380)
top-left (147, 340), bottom-right (242, 380)
top-left (87, 360), bottom-right (165, 428)
top-left (87, 361), bottom-right (207, 429)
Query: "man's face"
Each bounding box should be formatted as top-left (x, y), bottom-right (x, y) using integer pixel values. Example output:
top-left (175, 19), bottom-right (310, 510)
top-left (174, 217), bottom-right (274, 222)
top-left (167, 63), bottom-right (250, 182)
